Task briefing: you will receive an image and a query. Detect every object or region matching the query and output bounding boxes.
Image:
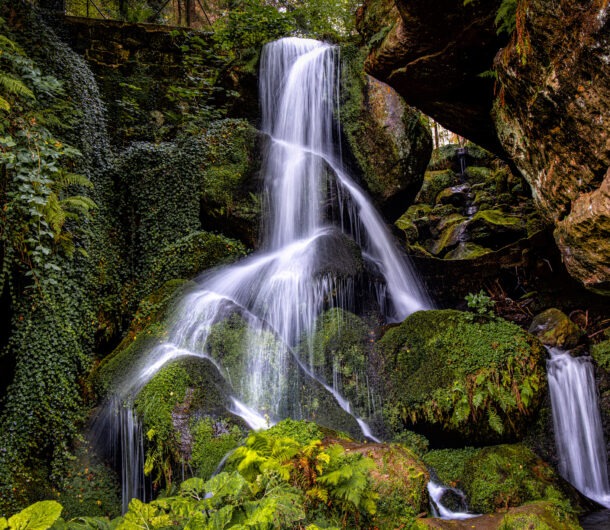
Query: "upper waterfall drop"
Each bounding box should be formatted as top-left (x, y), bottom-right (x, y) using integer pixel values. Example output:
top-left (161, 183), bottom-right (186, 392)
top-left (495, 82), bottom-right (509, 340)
top-left (113, 36), bottom-right (430, 430)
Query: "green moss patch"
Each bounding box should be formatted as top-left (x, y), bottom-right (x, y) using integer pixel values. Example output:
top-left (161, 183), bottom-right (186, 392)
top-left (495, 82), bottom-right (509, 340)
top-left (375, 310), bottom-right (546, 443)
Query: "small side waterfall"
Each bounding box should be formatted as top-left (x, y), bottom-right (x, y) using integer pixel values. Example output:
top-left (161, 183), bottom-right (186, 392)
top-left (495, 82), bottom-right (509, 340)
top-left (547, 347), bottom-right (610, 507)
top-left (427, 481), bottom-right (478, 520)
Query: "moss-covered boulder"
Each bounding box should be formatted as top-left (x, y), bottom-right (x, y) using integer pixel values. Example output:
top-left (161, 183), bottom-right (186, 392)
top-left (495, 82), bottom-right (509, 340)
top-left (375, 310), bottom-right (547, 444)
top-left (416, 170), bottom-right (460, 205)
top-left (340, 46), bottom-right (432, 220)
top-left (529, 308), bottom-right (585, 350)
top-left (467, 209), bottom-right (527, 250)
top-left (460, 445), bottom-right (578, 514)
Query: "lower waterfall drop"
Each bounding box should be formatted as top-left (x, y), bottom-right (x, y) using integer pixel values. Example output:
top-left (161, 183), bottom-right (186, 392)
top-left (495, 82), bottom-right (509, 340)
top-left (547, 347), bottom-right (610, 507)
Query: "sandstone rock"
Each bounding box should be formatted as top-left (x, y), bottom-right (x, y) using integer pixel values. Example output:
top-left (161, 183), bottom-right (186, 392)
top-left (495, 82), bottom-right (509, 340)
top-left (358, 0), bottom-right (507, 154)
top-left (493, 0), bottom-right (610, 294)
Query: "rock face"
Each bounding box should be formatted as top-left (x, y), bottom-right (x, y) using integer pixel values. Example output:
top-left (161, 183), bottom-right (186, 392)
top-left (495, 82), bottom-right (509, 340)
top-left (359, 0), bottom-right (610, 295)
top-left (494, 0), bottom-right (610, 295)
top-left (340, 47), bottom-right (432, 220)
top-left (357, 0), bottom-right (507, 154)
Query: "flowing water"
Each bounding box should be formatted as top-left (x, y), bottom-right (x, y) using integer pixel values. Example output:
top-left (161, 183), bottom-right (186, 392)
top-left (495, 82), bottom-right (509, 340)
top-left (105, 37), bottom-right (430, 508)
top-left (547, 347), bottom-right (610, 507)
top-left (427, 481), bottom-right (478, 520)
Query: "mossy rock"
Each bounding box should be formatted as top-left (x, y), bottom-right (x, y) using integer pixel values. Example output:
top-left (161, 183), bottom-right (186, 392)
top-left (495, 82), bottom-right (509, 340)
top-left (340, 46), bottom-right (432, 220)
top-left (468, 209), bottom-right (527, 249)
top-left (135, 358), bottom-right (244, 486)
top-left (436, 185), bottom-right (470, 207)
top-left (444, 242), bottom-right (492, 260)
top-left (204, 312), bottom-right (365, 439)
top-left (528, 308), bottom-right (585, 349)
top-left (94, 279), bottom-right (193, 396)
top-left (461, 444), bottom-right (580, 515)
top-left (307, 308), bottom-right (371, 419)
top-left (423, 447), bottom-right (479, 490)
top-left (416, 170), bottom-right (459, 204)
top-left (592, 339), bottom-right (610, 370)
top-left (375, 310), bottom-right (547, 444)
top-left (464, 166), bottom-right (492, 184)
top-left (342, 442), bottom-right (430, 529)
top-left (426, 219), bottom-right (468, 256)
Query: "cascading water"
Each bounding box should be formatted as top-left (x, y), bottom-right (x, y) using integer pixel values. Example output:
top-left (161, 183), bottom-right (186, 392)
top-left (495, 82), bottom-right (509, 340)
top-left (547, 347), bottom-right (610, 507)
top-left (107, 37), bottom-right (430, 507)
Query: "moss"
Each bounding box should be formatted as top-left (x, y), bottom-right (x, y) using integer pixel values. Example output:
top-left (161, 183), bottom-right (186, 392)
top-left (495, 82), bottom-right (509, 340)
top-left (497, 501), bottom-right (581, 529)
top-left (266, 419), bottom-right (323, 445)
top-left (142, 231), bottom-right (247, 297)
top-left (307, 309), bottom-right (370, 417)
top-left (471, 209), bottom-right (523, 227)
top-left (94, 280), bottom-right (191, 396)
top-left (423, 447), bottom-right (479, 489)
top-left (464, 166), bottom-right (493, 184)
top-left (134, 357), bottom-right (238, 488)
top-left (462, 444), bottom-right (573, 514)
top-left (375, 310), bottom-right (547, 443)
top-left (427, 218), bottom-right (467, 256)
top-left (592, 340), bottom-right (610, 370)
top-left (444, 242), bottom-right (493, 260)
top-left (190, 417), bottom-right (243, 480)
top-left (416, 170), bottom-right (459, 204)
top-left (392, 430), bottom-right (430, 457)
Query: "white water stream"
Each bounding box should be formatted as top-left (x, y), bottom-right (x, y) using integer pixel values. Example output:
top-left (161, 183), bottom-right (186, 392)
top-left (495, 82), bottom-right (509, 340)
top-left (547, 347), bottom-right (610, 507)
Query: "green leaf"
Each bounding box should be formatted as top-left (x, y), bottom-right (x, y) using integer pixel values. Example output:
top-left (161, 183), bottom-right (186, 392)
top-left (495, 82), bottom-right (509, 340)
top-left (7, 501), bottom-right (63, 530)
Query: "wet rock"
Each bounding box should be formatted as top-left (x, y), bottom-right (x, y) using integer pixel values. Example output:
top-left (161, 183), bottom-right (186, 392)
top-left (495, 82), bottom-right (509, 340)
top-left (444, 242), bottom-right (492, 260)
top-left (467, 209), bottom-right (527, 249)
top-left (529, 308), bottom-right (585, 349)
top-left (340, 47), bottom-right (432, 220)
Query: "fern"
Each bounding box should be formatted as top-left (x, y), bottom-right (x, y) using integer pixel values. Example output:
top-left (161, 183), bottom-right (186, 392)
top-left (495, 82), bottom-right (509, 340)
top-left (0, 73), bottom-right (34, 100)
top-left (495, 0), bottom-right (517, 36)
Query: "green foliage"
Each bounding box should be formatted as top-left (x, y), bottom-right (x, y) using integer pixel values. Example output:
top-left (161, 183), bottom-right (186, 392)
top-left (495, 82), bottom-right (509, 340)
top-left (0, 18), bottom-right (95, 294)
top-left (0, 501), bottom-right (62, 530)
top-left (592, 339), bottom-right (610, 371)
top-left (465, 289), bottom-right (496, 317)
top-left (422, 447), bottom-right (479, 488)
top-left (463, 0), bottom-right (517, 35)
top-left (53, 445), bottom-right (121, 520)
top-left (376, 310), bottom-right (547, 442)
top-left (266, 419), bottom-right (323, 446)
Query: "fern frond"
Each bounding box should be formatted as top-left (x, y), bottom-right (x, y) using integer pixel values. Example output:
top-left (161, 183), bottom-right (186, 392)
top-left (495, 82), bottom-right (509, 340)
top-left (54, 171), bottom-right (93, 190)
top-left (59, 195), bottom-right (96, 214)
top-left (0, 95), bottom-right (10, 111)
top-left (0, 73), bottom-right (34, 100)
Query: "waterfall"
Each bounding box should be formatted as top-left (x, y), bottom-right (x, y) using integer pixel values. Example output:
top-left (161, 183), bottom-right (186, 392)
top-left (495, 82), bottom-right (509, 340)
top-left (547, 347), bottom-right (610, 507)
top-left (427, 481), bottom-right (478, 520)
top-left (108, 37), bottom-right (430, 506)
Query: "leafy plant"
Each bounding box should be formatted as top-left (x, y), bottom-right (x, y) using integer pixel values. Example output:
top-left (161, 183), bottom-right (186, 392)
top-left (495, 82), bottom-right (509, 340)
top-left (0, 501), bottom-right (62, 530)
top-left (465, 289), bottom-right (496, 317)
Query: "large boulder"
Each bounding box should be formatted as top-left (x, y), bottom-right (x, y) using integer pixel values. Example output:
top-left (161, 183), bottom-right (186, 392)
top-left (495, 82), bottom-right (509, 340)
top-left (357, 0), bottom-right (507, 155)
top-left (340, 46), bottom-right (432, 220)
top-left (374, 310), bottom-right (547, 444)
top-left (493, 0), bottom-right (610, 294)
top-left (528, 308), bottom-right (585, 350)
